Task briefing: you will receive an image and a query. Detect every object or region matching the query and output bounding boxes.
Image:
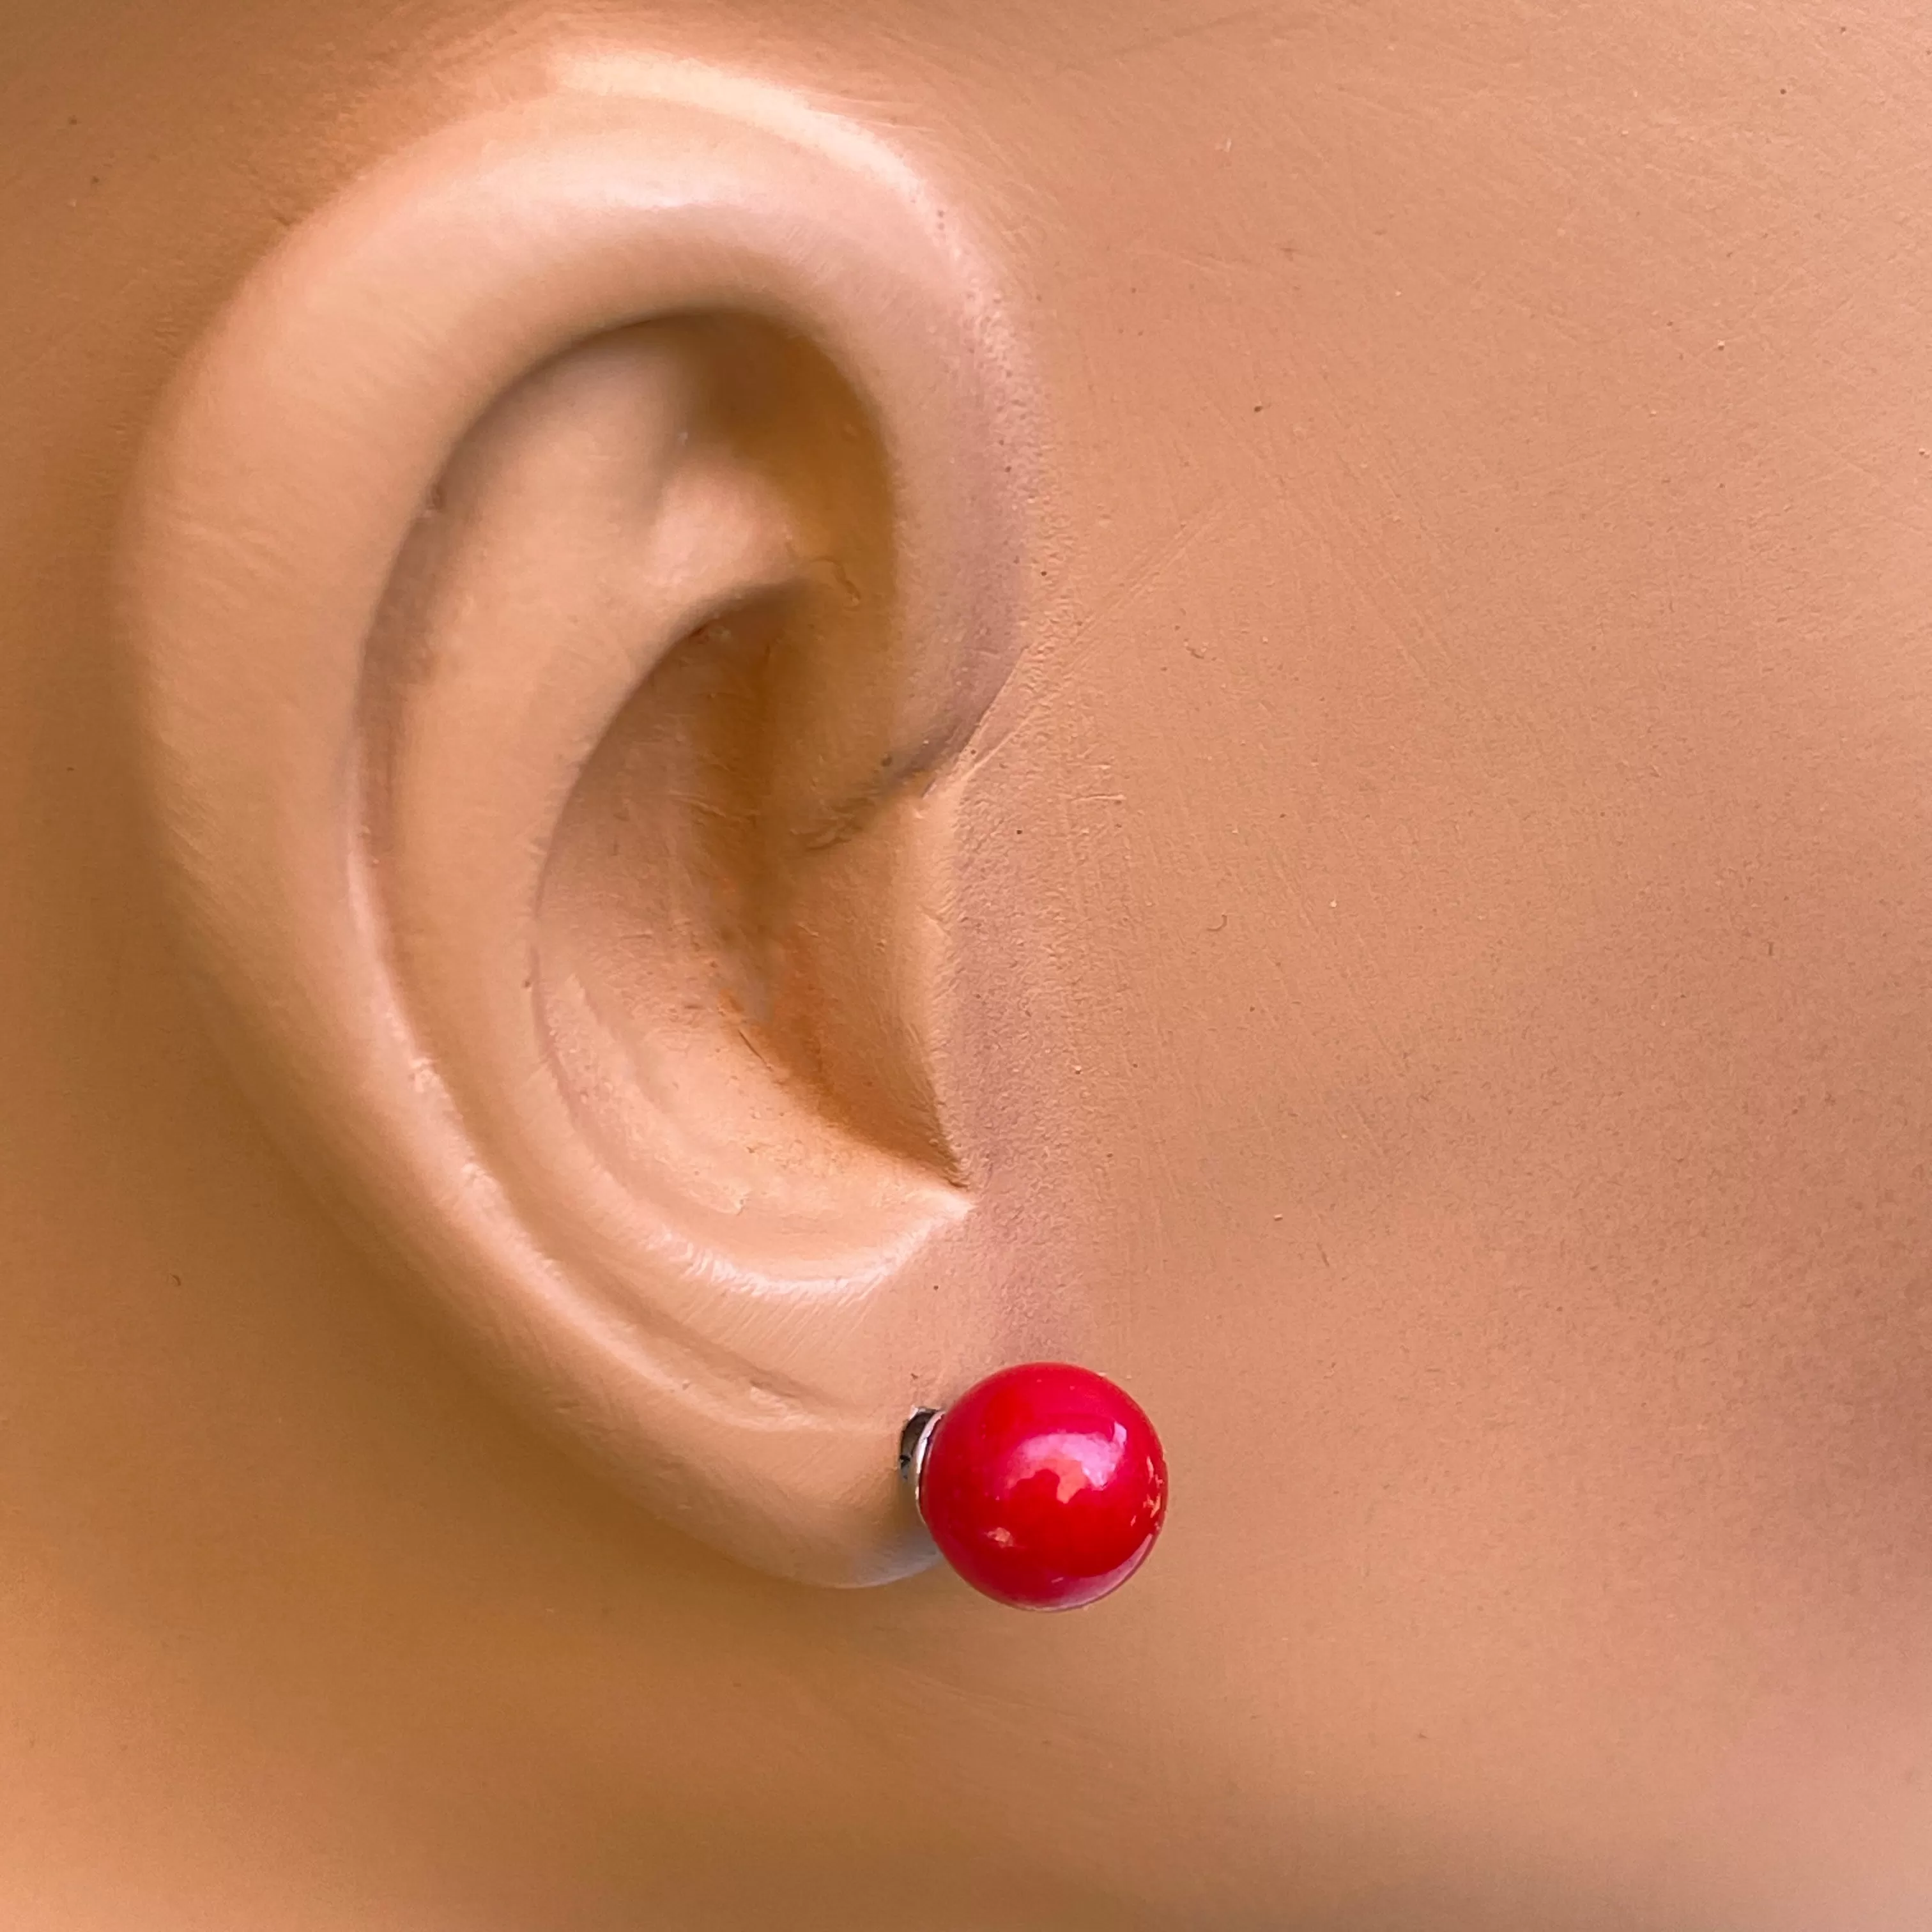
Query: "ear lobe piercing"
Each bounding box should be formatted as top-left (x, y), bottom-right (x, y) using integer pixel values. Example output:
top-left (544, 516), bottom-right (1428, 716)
top-left (901, 1363), bottom-right (1167, 1610)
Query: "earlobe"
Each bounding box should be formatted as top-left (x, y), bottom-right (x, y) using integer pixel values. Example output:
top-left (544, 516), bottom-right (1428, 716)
top-left (119, 72), bottom-right (1031, 1586)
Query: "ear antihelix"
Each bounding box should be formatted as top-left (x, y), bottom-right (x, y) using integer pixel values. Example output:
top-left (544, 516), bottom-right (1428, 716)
top-left (366, 316), bottom-right (961, 1283)
top-left (121, 72), bottom-right (1031, 1587)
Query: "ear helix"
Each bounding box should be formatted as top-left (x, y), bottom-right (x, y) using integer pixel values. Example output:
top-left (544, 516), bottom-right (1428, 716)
top-left (121, 73), bottom-right (1033, 1588)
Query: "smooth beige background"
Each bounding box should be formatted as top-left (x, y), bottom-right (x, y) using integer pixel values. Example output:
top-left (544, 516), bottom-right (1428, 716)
top-left (4, 2), bottom-right (1932, 1926)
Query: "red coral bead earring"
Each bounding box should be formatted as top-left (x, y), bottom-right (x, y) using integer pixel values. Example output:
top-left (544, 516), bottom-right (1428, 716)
top-left (900, 1362), bottom-right (1168, 1610)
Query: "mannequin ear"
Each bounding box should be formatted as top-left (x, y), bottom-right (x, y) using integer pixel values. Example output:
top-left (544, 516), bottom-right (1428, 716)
top-left (119, 73), bottom-right (1031, 1586)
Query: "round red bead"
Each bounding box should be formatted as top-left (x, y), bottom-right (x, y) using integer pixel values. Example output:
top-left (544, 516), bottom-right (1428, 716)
top-left (916, 1362), bottom-right (1167, 1611)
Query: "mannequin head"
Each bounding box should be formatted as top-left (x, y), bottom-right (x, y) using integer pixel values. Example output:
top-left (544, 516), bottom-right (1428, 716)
top-left (5, 1), bottom-right (1931, 1924)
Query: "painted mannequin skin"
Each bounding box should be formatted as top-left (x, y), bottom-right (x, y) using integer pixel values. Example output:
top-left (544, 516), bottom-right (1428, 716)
top-left (4, 0), bottom-right (1931, 1924)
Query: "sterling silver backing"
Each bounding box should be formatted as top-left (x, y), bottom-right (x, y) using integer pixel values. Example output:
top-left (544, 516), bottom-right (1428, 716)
top-left (898, 1407), bottom-right (941, 1514)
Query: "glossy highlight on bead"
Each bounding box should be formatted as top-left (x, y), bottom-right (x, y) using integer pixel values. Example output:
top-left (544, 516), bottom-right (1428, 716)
top-left (908, 1362), bottom-right (1167, 1611)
